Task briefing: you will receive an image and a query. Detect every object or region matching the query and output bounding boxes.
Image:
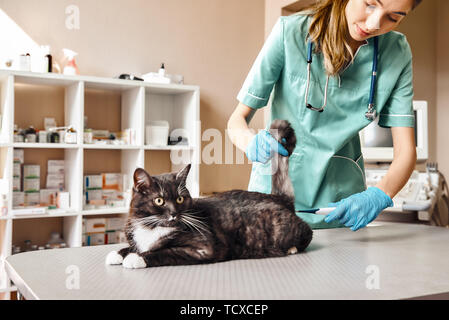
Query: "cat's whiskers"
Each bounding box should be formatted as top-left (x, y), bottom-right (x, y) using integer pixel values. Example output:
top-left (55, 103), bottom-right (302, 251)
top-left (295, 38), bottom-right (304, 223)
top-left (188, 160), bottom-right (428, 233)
top-left (180, 215), bottom-right (210, 234)
top-left (180, 217), bottom-right (208, 239)
top-left (132, 216), bottom-right (163, 229)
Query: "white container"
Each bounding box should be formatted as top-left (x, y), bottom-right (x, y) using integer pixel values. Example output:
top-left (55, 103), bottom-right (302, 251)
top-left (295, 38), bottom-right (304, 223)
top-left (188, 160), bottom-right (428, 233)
top-left (146, 121), bottom-right (169, 146)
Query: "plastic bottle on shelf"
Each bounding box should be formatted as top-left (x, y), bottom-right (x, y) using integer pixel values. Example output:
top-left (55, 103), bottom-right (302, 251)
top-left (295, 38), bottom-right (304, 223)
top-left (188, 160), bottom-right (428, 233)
top-left (62, 49), bottom-right (80, 75)
top-left (159, 63), bottom-right (165, 77)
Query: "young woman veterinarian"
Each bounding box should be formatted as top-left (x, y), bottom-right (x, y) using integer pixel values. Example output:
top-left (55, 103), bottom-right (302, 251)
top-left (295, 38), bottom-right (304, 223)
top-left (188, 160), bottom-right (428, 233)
top-left (228, 0), bottom-right (422, 231)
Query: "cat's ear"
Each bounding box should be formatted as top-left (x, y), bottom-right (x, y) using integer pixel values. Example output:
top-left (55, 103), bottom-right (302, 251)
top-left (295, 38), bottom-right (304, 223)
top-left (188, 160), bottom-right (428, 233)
top-left (175, 164), bottom-right (191, 183)
top-left (133, 168), bottom-right (152, 191)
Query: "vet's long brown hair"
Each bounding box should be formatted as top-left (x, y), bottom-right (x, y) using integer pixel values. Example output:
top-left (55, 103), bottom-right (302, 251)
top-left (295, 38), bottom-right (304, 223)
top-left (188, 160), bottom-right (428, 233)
top-left (296, 0), bottom-right (423, 76)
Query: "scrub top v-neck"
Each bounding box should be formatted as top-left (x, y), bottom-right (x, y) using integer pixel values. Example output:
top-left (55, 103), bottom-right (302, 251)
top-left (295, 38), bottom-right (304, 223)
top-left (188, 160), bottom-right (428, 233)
top-left (237, 14), bottom-right (415, 229)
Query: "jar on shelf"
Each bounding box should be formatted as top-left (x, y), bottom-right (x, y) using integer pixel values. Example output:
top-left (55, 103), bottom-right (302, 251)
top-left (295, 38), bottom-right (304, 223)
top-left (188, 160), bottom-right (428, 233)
top-left (12, 246), bottom-right (21, 255)
top-left (24, 240), bottom-right (32, 252)
top-left (47, 231), bottom-right (64, 248)
top-left (65, 127), bottom-right (77, 144)
top-left (84, 129), bottom-right (93, 144)
top-left (49, 131), bottom-right (60, 143)
top-left (24, 126), bottom-right (37, 143)
top-left (13, 124), bottom-right (24, 142)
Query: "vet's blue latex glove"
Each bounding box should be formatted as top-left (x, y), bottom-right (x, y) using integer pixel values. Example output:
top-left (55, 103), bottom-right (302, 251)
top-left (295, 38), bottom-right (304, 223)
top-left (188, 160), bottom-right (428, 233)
top-left (245, 130), bottom-right (289, 164)
top-left (324, 187), bottom-right (394, 231)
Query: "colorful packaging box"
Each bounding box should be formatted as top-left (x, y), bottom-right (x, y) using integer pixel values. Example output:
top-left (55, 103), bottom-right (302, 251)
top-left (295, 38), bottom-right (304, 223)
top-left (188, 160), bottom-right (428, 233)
top-left (24, 191), bottom-right (40, 206)
top-left (84, 175), bottom-right (103, 190)
top-left (23, 165), bottom-right (40, 178)
top-left (83, 218), bottom-right (107, 233)
top-left (23, 178), bottom-right (40, 192)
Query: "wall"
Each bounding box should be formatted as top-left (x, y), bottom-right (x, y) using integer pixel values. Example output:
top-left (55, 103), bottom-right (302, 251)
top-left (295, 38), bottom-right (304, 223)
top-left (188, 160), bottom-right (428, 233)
top-left (436, 0), bottom-right (449, 181)
top-left (0, 0), bottom-right (267, 193)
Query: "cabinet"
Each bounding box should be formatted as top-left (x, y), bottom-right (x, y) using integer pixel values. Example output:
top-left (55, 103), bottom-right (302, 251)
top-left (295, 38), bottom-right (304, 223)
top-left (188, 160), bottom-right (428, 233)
top-left (0, 70), bottom-right (200, 298)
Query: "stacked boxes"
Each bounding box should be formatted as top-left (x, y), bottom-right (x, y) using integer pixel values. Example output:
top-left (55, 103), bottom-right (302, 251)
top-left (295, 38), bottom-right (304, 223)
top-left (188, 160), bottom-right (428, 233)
top-left (12, 152), bottom-right (68, 210)
top-left (47, 160), bottom-right (65, 190)
top-left (83, 173), bottom-right (127, 209)
top-left (13, 149), bottom-right (24, 207)
top-left (82, 217), bottom-right (127, 246)
top-left (23, 164), bottom-right (40, 206)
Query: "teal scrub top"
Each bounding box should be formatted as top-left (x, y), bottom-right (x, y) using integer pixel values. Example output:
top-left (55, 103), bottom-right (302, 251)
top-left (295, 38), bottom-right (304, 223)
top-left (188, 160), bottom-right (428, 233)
top-left (237, 14), bottom-right (416, 229)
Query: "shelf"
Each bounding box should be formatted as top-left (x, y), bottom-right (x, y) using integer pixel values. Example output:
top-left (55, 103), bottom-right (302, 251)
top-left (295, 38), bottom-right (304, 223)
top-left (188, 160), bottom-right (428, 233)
top-left (82, 144), bottom-right (141, 150)
top-left (0, 70), bottom-right (200, 92)
top-left (144, 145), bottom-right (194, 151)
top-left (13, 143), bottom-right (79, 149)
top-left (9, 211), bottom-right (79, 220)
top-left (80, 207), bottom-right (129, 216)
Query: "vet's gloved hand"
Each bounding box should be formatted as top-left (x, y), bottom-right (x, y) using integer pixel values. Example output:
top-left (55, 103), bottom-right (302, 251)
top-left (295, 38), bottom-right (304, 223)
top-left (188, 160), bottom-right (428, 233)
top-left (245, 130), bottom-right (289, 164)
top-left (324, 187), bottom-right (394, 231)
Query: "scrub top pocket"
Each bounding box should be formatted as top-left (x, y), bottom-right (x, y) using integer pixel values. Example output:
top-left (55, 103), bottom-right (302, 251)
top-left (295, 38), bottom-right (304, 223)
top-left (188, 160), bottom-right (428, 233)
top-left (325, 153), bottom-right (367, 203)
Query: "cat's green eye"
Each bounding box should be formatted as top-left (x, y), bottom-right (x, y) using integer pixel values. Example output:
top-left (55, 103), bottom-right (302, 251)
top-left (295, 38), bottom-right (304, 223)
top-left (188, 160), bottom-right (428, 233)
top-left (176, 196), bottom-right (184, 204)
top-left (154, 197), bottom-right (165, 206)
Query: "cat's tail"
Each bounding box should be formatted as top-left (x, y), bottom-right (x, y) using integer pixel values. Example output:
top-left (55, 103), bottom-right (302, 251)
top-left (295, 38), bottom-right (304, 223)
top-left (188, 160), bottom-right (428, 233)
top-left (269, 120), bottom-right (296, 200)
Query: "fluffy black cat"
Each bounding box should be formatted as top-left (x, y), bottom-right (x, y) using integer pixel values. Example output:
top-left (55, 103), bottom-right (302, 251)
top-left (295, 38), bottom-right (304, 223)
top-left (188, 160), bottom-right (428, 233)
top-left (105, 120), bottom-right (313, 269)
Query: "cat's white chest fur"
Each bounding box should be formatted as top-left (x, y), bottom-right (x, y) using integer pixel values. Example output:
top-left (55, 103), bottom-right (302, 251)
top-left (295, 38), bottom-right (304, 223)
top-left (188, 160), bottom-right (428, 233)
top-left (133, 226), bottom-right (175, 253)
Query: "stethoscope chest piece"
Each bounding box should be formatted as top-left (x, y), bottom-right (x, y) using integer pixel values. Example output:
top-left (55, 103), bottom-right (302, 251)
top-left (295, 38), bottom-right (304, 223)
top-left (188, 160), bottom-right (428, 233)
top-left (365, 110), bottom-right (377, 121)
top-left (365, 104), bottom-right (377, 121)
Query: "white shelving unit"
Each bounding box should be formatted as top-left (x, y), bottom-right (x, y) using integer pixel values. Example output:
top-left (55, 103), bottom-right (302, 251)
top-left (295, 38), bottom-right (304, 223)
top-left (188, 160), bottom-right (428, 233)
top-left (0, 70), bottom-right (200, 298)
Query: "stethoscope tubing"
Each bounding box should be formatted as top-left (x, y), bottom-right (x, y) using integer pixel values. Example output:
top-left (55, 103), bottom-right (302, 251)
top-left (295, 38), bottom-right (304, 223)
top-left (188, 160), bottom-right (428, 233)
top-left (305, 36), bottom-right (379, 120)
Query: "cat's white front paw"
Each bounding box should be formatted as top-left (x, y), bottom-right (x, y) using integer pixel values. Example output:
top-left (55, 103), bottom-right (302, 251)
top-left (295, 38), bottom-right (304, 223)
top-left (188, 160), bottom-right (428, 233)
top-left (105, 250), bottom-right (123, 265)
top-left (122, 253), bottom-right (147, 269)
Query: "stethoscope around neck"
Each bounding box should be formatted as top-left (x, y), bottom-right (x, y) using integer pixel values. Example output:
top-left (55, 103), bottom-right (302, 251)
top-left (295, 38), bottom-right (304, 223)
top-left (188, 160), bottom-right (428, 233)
top-left (305, 36), bottom-right (379, 121)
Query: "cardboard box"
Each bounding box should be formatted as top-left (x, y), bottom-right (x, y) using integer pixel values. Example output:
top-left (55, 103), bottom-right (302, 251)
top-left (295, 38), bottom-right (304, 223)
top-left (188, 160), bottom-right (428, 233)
top-left (106, 217), bottom-right (126, 231)
top-left (23, 165), bottom-right (40, 178)
top-left (87, 233), bottom-right (105, 246)
top-left (102, 173), bottom-right (122, 190)
top-left (13, 163), bottom-right (21, 177)
top-left (40, 189), bottom-right (58, 207)
top-left (102, 189), bottom-right (118, 200)
top-left (56, 192), bottom-right (70, 209)
top-left (85, 189), bottom-right (102, 204)
top-left (46, 174), bottom-right (64, 190)
top-left (48, 160), bottom-right (65, 174)
top-left (13, 191), bottom-right (24, 207)
top-left (13, 176), bottom-right (21, 191)
top-left (106, 199), bottom-right (126, 207)
top-left (23, 178), bottom-right (40, 192)
top-left (14, 149), bottom-right (24, 164)
top-left (83, 218), bottom-right (106, 233)
top-left (24, 191), bottom-right (40, 206)
top-left (84, 175), bottom-right (102, 190)
top-left (105, 231), bottom-right (119, 244)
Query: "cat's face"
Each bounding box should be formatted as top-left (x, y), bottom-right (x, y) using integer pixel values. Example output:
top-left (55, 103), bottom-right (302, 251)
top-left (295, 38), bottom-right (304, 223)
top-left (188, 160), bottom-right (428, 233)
top-left (130, 164), bottom-right (193, 229)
